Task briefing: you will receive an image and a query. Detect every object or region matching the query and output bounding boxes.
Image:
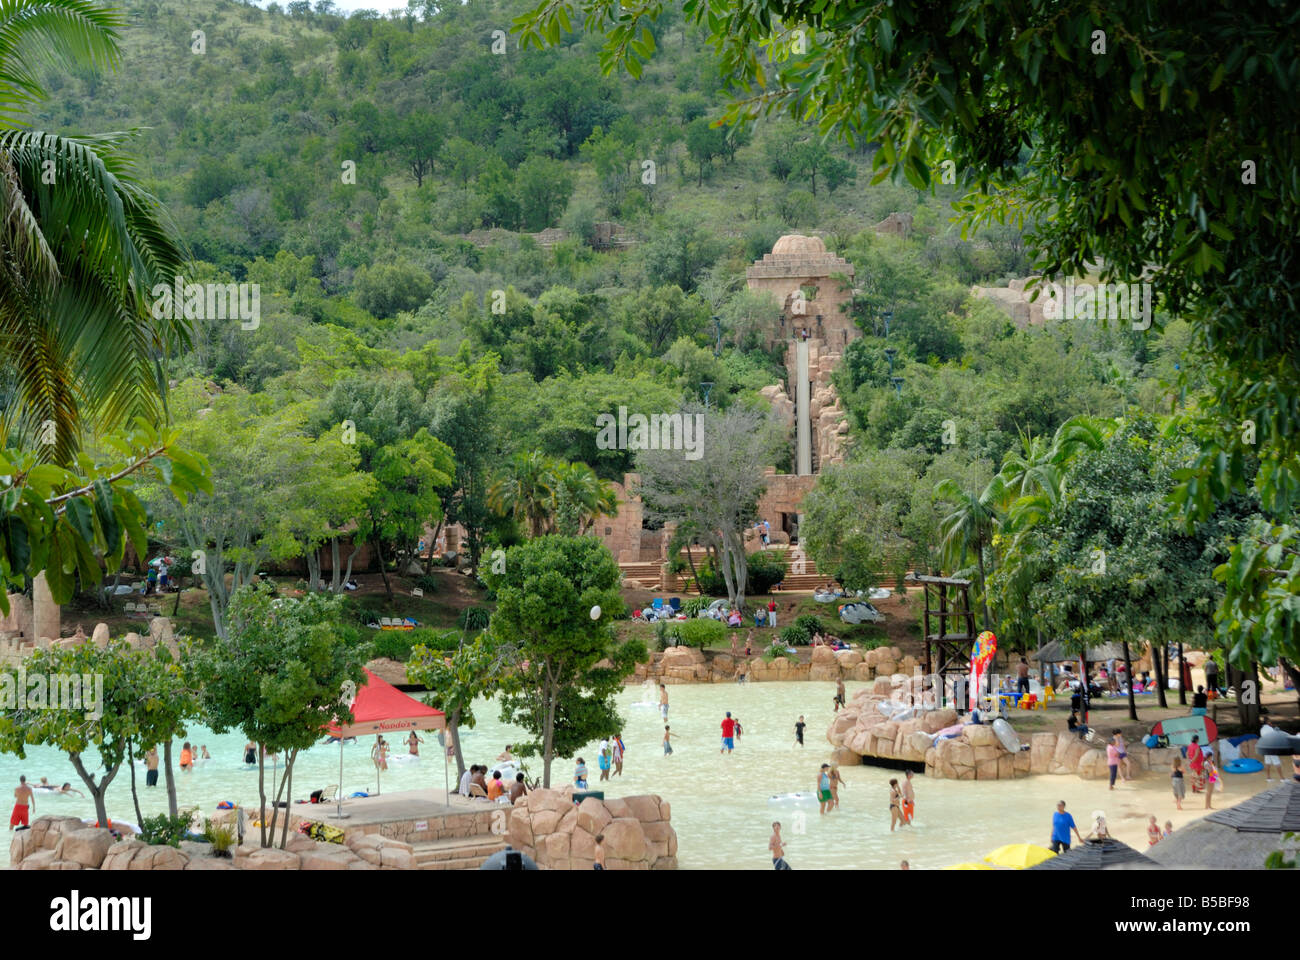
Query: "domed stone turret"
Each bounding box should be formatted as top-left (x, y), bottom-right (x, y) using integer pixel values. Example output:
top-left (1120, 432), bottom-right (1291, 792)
top-left (771, 234), bottom-right (827, 256)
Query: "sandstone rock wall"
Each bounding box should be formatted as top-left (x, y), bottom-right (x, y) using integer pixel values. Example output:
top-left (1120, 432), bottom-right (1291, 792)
top-left (10, 815), bottom-right (426, 870)
top-left (507, 788), bottom-right (676, 870)
top-left (632, 644), bottom-right (916, 685)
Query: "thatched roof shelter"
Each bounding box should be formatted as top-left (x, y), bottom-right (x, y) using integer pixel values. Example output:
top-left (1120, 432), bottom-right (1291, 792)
top-left (1147, 782), bottom-right (1300, 870)
top-left (1031, 639), bottom-right (1127, 663)
top-left (1028, 837), bottom-right (1159, 870)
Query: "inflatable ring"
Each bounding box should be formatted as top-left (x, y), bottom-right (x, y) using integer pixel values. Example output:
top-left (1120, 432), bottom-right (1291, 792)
top-left (216, 801), bottom-right (235, 809)
top-left (1224, 758), bottom-right (1263, 774)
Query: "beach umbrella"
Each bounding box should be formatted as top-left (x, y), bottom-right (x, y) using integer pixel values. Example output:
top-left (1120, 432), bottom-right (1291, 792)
top-left (983, 843), bottom-right (1056, 869)
top-left (942, 862), bottom-right (993, 870)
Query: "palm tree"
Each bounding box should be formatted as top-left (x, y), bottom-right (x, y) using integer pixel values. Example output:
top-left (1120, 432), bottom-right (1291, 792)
top-left (547, 460), bottom-right (619, 535)
top-left (487, 451), bottom-right (557, 538)
top-left (934, 476), bottom-right (1005, 629)
top-left (1, 1), bottom-right (189, 462)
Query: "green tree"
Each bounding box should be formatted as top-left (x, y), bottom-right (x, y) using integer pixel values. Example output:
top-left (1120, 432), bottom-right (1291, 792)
top-left (802, 454), bottom-right (916, 593)
top-left (192, 585), bottom-right (366, 848)
top-left (685, 116), bottom-right (727, 185)
top-left (488, 535), bottom-right (640, 787)
top-left (0, 640), bottom-right (162, 827)
top-left (934, 475), bottom-right (1005, 630)
top-left (406, 634), bottom-right (506, 779)
top-left (516, 155), bottom-right (574, 231)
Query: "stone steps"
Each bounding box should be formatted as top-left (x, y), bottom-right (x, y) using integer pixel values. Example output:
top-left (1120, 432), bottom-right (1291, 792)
top-left (412, 835), bottom-right (507, 870)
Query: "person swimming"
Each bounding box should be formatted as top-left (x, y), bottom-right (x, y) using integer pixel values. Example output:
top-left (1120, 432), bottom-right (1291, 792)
top-left (244, 742), bottom-right (257, 765)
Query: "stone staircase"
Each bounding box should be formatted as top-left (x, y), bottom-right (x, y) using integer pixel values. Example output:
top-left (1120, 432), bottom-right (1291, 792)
top-left (619, 561), bottom-right (663, 587)
top-left (412, 835), bottom-right (508, 870)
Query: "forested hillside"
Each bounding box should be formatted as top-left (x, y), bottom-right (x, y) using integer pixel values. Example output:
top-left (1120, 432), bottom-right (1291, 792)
top-left (37, 0), bottom-right (1198, 600)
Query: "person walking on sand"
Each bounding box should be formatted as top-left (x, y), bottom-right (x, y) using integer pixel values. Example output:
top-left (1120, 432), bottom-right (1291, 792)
top-left (1049, 800), bottom-right (1083, 853)
top-left (794, 715), bottom-right (806, 747)
top-left (1203, 753), bottom-right (1219, 809)
top-left (901, 770), bottom-right (916, 825)
top-left (1171, 755), bottom-right (1185, 809)
top-left (10, 775), bottom-right (33, 831)
top-left (612, 734), bottom-right (625, 777)
top-left (817, 764), bottom-right (833, 815)
top-left (1188, 735), bottom-right (1205, 792)
top-left (1112, 729), bottom-right (1133, 781)
top-left (1106, 736), bottom-right (1122, 790)
top-left (659, 682), bottom-right (669, 720)
top-left (834, 677), bottom-right (846, 713)
top-left (770, 821), bottom-right (791, 869)
top-left (888, 778), bottom-right (904, 831)
top-left (663, 725), bottom-right (675, 756)
top-left (721, 712), bottom-right (736, 754)
top-left (145, 747), bottom-right (160, 788)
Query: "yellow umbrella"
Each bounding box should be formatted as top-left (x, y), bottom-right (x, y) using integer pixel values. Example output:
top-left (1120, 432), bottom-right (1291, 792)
top-left (983, 843), bottom-right (1056, 869)
top-left (942, 862), bottom-right (994, 870)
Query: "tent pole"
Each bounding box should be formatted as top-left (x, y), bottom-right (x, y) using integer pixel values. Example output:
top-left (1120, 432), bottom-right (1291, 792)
top-left (332, 736), bottom-right (350, 819)
top-left (443, 725), bottom-right (449, 807)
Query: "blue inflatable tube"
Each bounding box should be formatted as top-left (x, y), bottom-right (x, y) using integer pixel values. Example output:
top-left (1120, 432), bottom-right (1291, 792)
top-left (1223, 758), bottom-right (1263, 774)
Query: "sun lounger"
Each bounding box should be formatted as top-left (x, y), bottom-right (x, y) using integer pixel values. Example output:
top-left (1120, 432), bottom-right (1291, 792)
top-left (468, 782), bottom-right (489, 800)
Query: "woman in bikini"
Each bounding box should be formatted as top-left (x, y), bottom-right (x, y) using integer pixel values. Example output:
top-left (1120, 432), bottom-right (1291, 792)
top-left (888, 778), bottom-right (903, 831)
top-left (1203, 753), bottom-right (1219, 809)
top-left (407, 732), bottom-right (423, 756)
top-left (828, 764), bottom-right (845, 810)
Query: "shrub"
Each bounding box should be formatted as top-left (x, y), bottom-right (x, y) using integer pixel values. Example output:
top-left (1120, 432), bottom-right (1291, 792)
top-left (137, 809), bottom-right (196, 847)
top-left (747, 549), bottom-right (787, 594)
top-left (681, 596), bottom-right (711, 618)
top-left (793, 614), bottom-right (825, 640)
top-left (203, 818), bottom-right (236, 857)
top-left (373, 627), bottom-right (460, 662)
top-left (676, 618), bottom-right (726, 649)
top-left (456, 606), bottom-right (490, 632)
top-left (412, 573), bottom-right (440, 593)
top-left (780, 625), bottom-right (810, 647)
top-left (654, 620), bottom-right (676, 651)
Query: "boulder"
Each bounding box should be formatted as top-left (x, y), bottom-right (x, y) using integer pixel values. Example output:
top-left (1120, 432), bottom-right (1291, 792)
top-left (972, 744), bottom-right (1000, 764)
top-left (908, 731), bottom-right (936, 757)
top-left (975, 759), bottom-right (1000, 780)
top-left (542, 831), bottom-right (571, 866)
top-left (946, 740), bottom-right (975, 768)
top-left (875, 660), bottom-right (897, 676)
top-left (809, 663), bottom-right (840, 682)
top-left (242, 848), bottom-right (301, 870)
top-left (570, 827), bottom-right (596, 862)
top-left (1050, 739), bottom-right (1092, 775)
top-left (576, 797), bottom-right (612, 836)
top-left (963, 724), bottom-right (998, 748)
top-left (526, 789), bottom-right (570, 815)
top-left (299, 847), bottom-right (361, 870)
top-left (831, 746), bottom-right (862, 767)
top-left (602, 818), bottom-right (647, 862)
top-left (129, 845), bottom-right (189, 870)
top-left (852, 663), bottom-right (875, 681)
top-left (921, 709), bottom-right (959, 734)
top-left (91, 622), bottom-right (110, 647)
top-left (997, 753), bottom-right (1017, 779)
top-left (1029, 733), bottom-right (1057, 774)
top-left (643, 820), bottom-right (677, 859)
top-left (18, 850), bottom-right (58, 870)
top-left (604, 798), bottom-right (632, 820)
top-left (1075, 749), bottom-right (1109, 780)
top-left (872, 677), bottom-right (894, 696)
top-left (661, 646), bottom-right (705, 667)
top-left (101, 839), bottom-right (146, 870)
top-left (55, 828), bottom-right (114, 869)
top-left (622, 795), bottom-right (662, 824)
top-left (508, 813), bottom-right (533, 849)
top-left (10, 828), bottom-right (37, 866)
top-left (1013, 750), bottom-right (1031, 775)
top-left (811, 645), bottom-right (838, 665)
top-left (835, 650), bottom-right (863, 668)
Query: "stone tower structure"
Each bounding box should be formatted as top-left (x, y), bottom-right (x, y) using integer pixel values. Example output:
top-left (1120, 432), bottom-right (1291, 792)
top-left (744, 235), bottom-right (858, 544)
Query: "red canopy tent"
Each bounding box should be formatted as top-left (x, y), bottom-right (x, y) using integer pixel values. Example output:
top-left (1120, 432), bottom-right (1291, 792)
top-left (326, 669), bottom-right (447, 818)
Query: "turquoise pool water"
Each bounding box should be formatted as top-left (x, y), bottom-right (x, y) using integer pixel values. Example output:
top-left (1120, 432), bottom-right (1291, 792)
top-left (2, 680), bottom-right (1246, 869)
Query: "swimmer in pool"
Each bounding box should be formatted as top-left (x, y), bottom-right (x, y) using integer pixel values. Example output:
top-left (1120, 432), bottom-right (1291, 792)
top-left (408, 732), bottom-right (423, 756)
top-left (901, 770), bottom-right (915, 825)
top-left (659, 683), bottom-right (669, 720)
top-left (244, 742), bottom-right (256, 765)
top-left (200, 745), bottom-right (211, 760)
top-left (888, 779), bottom-right (903, 831)
top-left (56, 783), bottom-right (84, 798)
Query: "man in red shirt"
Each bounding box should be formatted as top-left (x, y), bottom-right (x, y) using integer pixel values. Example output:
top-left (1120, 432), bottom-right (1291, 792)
top-left (720, 712), bottom-right (736, 753)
